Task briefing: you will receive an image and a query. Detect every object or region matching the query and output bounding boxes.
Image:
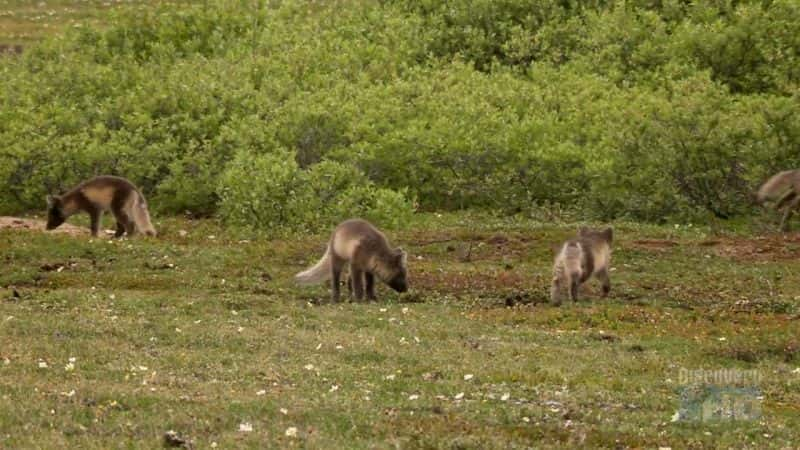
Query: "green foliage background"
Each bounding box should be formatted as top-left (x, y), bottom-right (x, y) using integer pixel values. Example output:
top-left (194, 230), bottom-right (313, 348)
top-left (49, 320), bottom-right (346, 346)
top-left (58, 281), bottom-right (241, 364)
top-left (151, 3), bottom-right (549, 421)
top-left (1, 0), bottom-right (799, 228)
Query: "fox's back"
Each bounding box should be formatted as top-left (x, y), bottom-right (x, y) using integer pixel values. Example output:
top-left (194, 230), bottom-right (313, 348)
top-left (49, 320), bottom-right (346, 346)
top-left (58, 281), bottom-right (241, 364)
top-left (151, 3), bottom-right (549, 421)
top-left (758, 169), bottom-right (800, 201)
top-left (71, 176), bottom-right (138, 207)
top-left (331, 219), bottom-right (388, 259)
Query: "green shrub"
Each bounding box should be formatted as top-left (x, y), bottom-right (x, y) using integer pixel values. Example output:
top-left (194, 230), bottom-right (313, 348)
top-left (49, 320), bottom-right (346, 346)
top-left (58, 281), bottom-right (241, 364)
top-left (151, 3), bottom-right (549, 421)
top-left (1, 0), bottom-right (799, 224)
top-left (217, 152), bottom-right (413, 233)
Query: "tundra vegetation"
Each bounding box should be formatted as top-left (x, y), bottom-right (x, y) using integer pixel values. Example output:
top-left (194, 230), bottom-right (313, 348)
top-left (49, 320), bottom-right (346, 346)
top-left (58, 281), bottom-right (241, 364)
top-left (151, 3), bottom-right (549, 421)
top-left (1, 0), bottom-right (799, 448)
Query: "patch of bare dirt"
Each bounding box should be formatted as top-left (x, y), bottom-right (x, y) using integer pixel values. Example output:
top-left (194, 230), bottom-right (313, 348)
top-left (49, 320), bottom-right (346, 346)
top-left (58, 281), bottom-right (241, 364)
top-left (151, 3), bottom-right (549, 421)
top-left (0, 216), bottom-right (88, 236)
top-left (709, 234), bottom-right (800, 261)
top-left (630, 239), bottom-right (680, 251)
top-left (413, 268), bottom-right (534, 294)
top-left (0, 44), bottom-right (23, 56)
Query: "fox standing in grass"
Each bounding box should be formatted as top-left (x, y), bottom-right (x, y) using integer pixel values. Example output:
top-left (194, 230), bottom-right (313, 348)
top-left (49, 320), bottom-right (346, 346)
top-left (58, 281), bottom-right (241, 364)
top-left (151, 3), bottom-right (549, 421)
top-left (295, 219), bottom-right (408, 302)
top-left (46, 175), bottom-right (156, 237)
top-left (757, 169), bottom-right (800, 231)
top-left (550, 227), bottom-right (613, 305)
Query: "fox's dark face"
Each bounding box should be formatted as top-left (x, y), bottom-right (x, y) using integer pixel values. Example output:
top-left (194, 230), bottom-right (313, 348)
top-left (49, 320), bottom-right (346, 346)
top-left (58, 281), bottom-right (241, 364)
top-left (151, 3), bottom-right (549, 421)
top-left (387, 271), bottom-right (408, 293)
top-left (387, 249), bottom-right (409, 293)
top-left (45, 196), bottom-right (65, 230)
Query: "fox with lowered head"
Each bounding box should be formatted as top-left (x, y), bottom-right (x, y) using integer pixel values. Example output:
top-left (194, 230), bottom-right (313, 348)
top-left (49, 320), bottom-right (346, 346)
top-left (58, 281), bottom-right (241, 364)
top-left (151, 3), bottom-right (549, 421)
top-left (46, 175), bottom-right (156, 238)
top-left (550, 227), bottom-right (613, 305)
top-left (757, 169), bottom-right (800, 231)
top-left (295, 219), bottom-right (408, 302)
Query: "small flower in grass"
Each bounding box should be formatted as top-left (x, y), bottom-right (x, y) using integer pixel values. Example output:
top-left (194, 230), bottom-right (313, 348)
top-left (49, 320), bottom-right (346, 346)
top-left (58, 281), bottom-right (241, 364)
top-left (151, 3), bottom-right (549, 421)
top-left (64, 362), bottom-right (75, 371)
top-left (285, 426), bottom-right (298, 438)
top-left (329, 384), bottom-right (339, 393)
top-left (38, 361), bottom-right (48, 369)
top-left (280, 408), bottom-right (288, 415)
top-left (793, 367), bottom-right (800, 374)
top-left (501, 393), bottom-right (510, 401)
top-left (522, 416), bottom-right (530, 423)
top-left (463, 374), bottom-right (474, 381)
top-left (256, 390), bottom-right (266, 396)
top-left (304, 364), bottom-right (315, 371)
top-left (454, 392), bottom-right (464, 400)
top-left (402, 307), bottom-right (409, 315)
top-left (237, 326), bottom-right (244, 333)
top-left (408, 394), bottom-right (419, 400)
top-left (385, 374), bottom-right (396, 381)
top-left (109, 294), bottom-right (115, 300)
top-left (239, 422), bottom-right (253, 432)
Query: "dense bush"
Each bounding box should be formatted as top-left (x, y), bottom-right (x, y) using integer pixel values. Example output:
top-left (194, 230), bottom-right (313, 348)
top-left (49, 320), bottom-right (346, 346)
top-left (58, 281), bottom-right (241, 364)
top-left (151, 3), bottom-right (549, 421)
top-left (1, 0), bottom-right (799, 227)
top-left (217, 152), bottom-right (414, 232)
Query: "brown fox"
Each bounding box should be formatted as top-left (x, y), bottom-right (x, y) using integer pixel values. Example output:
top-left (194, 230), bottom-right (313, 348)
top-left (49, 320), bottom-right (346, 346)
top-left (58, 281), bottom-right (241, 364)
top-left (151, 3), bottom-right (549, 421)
top-left (757, 169), bottom-right (800, 231)
top-left (550, 227), bottom-right (613, 305)
top-left (295, 219), bottom-right (408, 302)
top-left (45, 175), bottom-right (156, 237)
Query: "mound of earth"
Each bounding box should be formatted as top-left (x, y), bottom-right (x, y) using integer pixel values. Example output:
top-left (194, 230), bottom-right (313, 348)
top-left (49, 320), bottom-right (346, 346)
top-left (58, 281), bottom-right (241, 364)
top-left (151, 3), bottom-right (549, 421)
top-left (0, 216), bottom-right (89, 236)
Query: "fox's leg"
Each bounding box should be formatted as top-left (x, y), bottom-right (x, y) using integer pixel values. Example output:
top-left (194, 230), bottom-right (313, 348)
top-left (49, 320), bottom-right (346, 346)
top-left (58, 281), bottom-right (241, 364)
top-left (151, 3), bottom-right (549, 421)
top-left (365, 272), bottom-right (376, 300)
top-left (114, 221), bottom-right (125, 238)
top-left (88, 207), bottom-right (102, 237)
top-left (111, 203), bottom-right (134, 237)
top-left (350, 268), bottom-right (365, 301)
top-left (596, 269), bottom-right (611, 297)
top-left (780, 196), bottom-right (800, 232)
top-left (569, 273), bottom-right (580, 302)
top-left (330, 261), bottom-right (343, 303)
top-left (550, 278), bottom-right (562, 306)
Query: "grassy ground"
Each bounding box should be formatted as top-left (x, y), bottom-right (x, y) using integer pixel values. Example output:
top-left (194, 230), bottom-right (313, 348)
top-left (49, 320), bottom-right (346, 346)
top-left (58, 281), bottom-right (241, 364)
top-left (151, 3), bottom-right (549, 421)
top-left (0, 0), bottom-right (193, 46)
top-left (0, 212), bottom-right (798, 448)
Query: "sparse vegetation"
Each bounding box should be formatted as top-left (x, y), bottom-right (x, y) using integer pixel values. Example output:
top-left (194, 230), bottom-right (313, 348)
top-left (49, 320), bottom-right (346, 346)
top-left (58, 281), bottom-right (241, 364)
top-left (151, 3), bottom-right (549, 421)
top-left (1, 214), bottom-right (799, 447)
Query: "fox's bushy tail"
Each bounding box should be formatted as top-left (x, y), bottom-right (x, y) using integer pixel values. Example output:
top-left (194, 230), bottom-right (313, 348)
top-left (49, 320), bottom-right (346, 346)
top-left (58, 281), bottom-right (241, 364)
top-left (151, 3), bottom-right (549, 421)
top-left (132, 193), bottom-right (157, 236)
top-left (295, 246), bottom-right (332, 285)
top-left (758, 170), bottom-right (800, 202)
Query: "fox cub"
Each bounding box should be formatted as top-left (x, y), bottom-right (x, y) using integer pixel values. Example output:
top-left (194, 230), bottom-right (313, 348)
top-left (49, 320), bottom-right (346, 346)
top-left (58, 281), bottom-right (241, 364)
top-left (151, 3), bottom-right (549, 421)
top-left (46, 175), bottom-right (156, 237)
top-left (550, 227), bottom-right (613, 305)
top-left (757, 169), bottom-right (800, 231)
top-left (295, 219), bottom-right (408, 302)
